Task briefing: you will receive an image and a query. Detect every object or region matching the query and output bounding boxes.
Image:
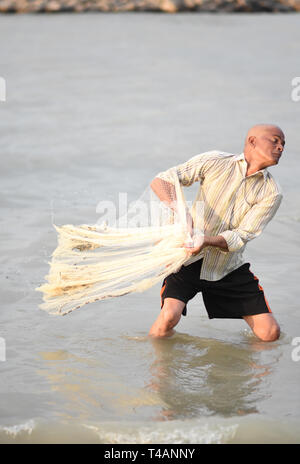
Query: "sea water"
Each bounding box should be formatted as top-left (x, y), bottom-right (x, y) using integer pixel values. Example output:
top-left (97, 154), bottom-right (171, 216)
top-left (0, 12), bottom-right (300, 444)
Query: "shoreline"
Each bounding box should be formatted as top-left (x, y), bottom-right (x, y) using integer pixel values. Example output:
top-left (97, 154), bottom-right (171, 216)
top-left (0, 0), bottom-right (299, 14)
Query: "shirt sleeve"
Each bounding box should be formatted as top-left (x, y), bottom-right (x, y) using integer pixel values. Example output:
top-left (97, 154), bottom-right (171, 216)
top-left (219, 193), bottom-right (283, 252)
top-left (156, 151), bottom-right (219, 186)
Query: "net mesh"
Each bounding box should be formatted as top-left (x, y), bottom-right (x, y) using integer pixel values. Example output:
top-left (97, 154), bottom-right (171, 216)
top-left (36, 169), bottom-right (203, 315)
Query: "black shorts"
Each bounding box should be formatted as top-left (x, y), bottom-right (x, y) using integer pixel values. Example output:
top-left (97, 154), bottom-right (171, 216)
top-left (160, 259), bottom-right (272, 319)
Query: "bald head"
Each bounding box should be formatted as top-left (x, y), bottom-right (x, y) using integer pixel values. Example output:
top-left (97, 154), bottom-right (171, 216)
top-left (243, 124), bottom-right (285, 171)
top-left (245, 124), bottom-right (285, 144)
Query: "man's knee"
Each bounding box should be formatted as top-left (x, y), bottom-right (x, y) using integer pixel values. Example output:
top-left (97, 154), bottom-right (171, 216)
top-left (244, 313), bottom-right (280, 342)
top-left (161, 304), bottom-right (182, 330)
top-left (149, 298), bottom-right (185, 338)
top-left (254, 321), bottom-right (280, 342)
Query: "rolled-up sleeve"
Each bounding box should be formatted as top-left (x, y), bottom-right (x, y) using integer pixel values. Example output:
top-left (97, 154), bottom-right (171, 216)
top-left (219, 193), bottom-right (283, 252)
top-left (156, 151), bottom-right (219, 186)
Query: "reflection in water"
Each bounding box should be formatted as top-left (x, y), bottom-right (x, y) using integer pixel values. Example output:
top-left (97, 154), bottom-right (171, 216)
top-left (147, 333), bottom-right (279, 421)
top-left (37, 333), bottom-right (280, 424)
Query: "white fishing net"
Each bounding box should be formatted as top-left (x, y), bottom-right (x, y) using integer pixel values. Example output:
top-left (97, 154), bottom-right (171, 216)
top-left (36, 169), bottom-right (204, 315)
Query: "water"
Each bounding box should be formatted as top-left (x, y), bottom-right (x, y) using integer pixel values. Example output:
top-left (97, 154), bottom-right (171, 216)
top-left (0, 12), bottom-right (300, 444)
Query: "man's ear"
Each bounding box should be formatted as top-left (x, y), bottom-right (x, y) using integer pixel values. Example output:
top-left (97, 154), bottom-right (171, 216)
top-left (248, 135), bottom-right (256, 148)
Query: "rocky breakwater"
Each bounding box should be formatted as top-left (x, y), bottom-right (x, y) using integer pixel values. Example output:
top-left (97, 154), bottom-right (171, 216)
top-left (0, 0), bottom-right (299, 13)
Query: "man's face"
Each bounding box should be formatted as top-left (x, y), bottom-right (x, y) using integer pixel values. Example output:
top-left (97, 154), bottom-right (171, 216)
top-left (253, 128), bottom-right (285, 167)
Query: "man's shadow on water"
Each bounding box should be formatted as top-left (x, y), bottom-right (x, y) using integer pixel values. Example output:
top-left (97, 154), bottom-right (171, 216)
top-left (146, 332), bottom-right (280, 421)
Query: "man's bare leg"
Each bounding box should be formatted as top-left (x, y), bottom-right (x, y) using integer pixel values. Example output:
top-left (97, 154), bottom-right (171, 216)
top-left (149, 298), bottom-right (185, 338)
top-left (243, 313), bottom-right (280, 342)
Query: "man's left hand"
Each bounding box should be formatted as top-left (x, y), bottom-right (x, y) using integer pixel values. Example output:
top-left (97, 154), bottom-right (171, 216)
top-left (184, 236), bottom-right (206, 256)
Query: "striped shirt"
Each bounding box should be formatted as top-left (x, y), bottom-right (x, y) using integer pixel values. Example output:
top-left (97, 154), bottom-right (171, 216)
top-left (156, 150), bottom-right (283, 281)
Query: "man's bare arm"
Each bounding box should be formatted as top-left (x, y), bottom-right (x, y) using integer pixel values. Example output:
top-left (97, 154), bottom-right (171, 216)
top-left (151, 177), bottom-right (195, 235)
top-left (150, 178), bottom-right (177, 210)
top-left (186, 235), bottom-right (229, 255)
top-left (204, 235), bottom-right (229, 251)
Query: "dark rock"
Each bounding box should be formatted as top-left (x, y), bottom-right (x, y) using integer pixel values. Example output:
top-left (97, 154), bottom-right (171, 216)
top-left (0, 0), bottom-right (299, 13)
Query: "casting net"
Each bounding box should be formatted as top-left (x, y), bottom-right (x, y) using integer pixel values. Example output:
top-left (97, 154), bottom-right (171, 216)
top-left (36, 169), bottom-right (203, 315)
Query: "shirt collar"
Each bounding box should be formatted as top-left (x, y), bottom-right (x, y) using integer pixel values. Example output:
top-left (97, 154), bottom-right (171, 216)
top-left (237, 153), bottom-right (268, 181)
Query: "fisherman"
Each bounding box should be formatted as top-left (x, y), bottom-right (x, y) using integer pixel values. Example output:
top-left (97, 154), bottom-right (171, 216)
top-left (149, 124), bottom-right (285, 342)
